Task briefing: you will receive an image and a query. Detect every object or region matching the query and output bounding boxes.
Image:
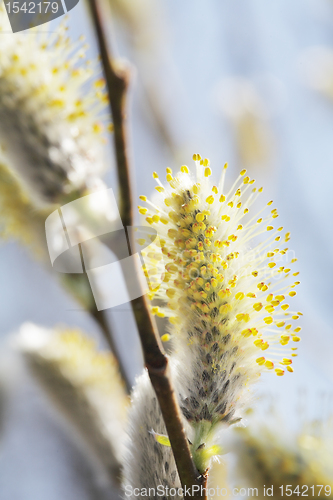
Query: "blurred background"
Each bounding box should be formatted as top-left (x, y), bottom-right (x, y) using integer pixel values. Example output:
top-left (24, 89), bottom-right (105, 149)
top-left (0, 0), bottom-right (333, 498)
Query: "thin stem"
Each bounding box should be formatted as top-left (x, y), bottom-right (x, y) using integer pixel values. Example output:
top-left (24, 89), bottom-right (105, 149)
top-left (88, 1), bottom-right (207, 496)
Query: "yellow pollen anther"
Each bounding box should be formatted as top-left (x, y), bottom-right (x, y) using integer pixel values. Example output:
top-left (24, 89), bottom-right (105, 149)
top-left (243, 176), bottom-right (250, 184)
top-left (276, 321), bottom-right (285, 328)
top-left (254, 339), bottom-right (263, 347)
top-left (219, 194), bottom-right (226, 203)
top-left (193, 183), bottom-right (200, 194)
top-left (235, 292), bottom-right (245, 300)
top-left (275, 368), bottom-right (285, 376)
top-left (264, 317), bottom-right (273, 324)
top-left (153, 172), bottom-right (159, 179)
top-left (211, 278), bottom-right (218, 287)
top-left (139, 195), bottom-right (147, 201)
top-left (138, 206), bottom-right (148, 214)
top-left (181, 165), bottom-right (189, 173)
top-left (203, 158), bottom-right (210, 167)
top-left (240, 169), bottom-right (247, 176)
top-left (267, 226), bottom-right (274, 231)
top-left (219, 303), bottom-right (232, 314)
top-left (265, 360), bottom-right (274, 369)
top-left (166, 289), bottom-right (176, 299)
top-left (161, 334), bottom-right (170, 342)
top-left (196, 213), bottom-right (205, 222)
top-left (212, 186), bottom-right (218, 194)
top-left (206, 195), bottom-right (215, 204)
top-left (244, 208), bottom-right (249, 214)
top-left (268, 262), bottom-right (276, 268)
top-left (236, 313), bottom-right (250, 322)
top-left (289, 291), bottom-right (296, 297)
top-left (256, 357), bottom-right (266, 365)
top-left (257, 218), bottom-right (263, 223)
top-left (218, 289), bottom-right (231, 298)
top-left (292, 336), bottom-right (301, 342)
top-left (205, 167), bottom-right (212, 177)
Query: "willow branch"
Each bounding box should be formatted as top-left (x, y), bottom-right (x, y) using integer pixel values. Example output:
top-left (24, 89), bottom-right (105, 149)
top-left (88, 1), bottom-right (207, 496)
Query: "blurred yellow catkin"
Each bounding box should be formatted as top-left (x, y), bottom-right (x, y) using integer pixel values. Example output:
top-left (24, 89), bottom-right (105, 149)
top-left (18, 324), bottom-right (129, 484)
top-left (233, 420), bottom-right (333, 499)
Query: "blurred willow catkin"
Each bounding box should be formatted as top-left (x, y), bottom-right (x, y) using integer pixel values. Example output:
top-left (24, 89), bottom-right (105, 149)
top-left (123, 155), bottom-right (302, 497)
top-left (232, 419), bottom-right (333, 499)
top-left (18, 324), bottom-right (128, 485)
top-left (0, 161), bottom-right (51, 255)
top-left (0, 6), bottom-right (110, 206)
top-left (0, 160), bottom-right (95, 310)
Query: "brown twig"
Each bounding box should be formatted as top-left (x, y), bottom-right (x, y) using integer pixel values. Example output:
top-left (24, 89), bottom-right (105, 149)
top-left (88, 0), bottom-right (208, 497)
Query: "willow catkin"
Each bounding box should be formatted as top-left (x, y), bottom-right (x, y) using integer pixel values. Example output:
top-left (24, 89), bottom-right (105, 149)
top-left (123, 155), bottom-right (302, 496)
top-left (18, 324), bottom-right (128, 484)
top-left (232, 419), bottom-right (333, 499)
top-left (0, 6), bottom-right (110, 205)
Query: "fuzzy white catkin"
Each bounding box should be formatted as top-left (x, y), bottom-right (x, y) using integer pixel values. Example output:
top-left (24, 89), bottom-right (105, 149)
top-left (123, 369), bottom-right (183, 500)
top-left (18, 324), bottom-right (128, 485)
top-left (0, 7), bottom-right (109, 205)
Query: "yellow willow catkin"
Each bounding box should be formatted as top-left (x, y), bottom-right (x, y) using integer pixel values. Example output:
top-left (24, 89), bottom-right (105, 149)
top-left (141, 157), bottom-right (300, 419)
top-left (0, 161), bottom-right (51, 253)
top-left (0, 161), bottom-right (95, 309)
top-left (122, 156), bottom-right (302, 498)
top-left (0, 6), bottom-right (110, 205)
top-left (232, 420), bottom-right (333, 499)
top-left (18, 324), bottom-right (128, 484)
